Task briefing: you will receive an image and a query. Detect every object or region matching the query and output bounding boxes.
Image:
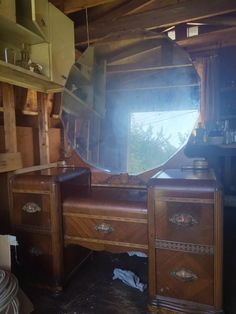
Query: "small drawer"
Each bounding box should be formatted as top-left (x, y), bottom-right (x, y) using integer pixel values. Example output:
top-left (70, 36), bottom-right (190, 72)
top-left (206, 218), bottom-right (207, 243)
top-left (156, 250), bottom-right (214, 305)
top-left (17, 232), bottom-right (53, 277)
top-left (12, 193), bottom-right (51, 229)
top-left (63, 215), bottom-right (148, 247)
top-left (155, 201), bottom-right (214, 245)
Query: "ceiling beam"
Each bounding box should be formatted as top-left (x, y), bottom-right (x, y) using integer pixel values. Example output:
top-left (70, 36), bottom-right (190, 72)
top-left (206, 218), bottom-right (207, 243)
top-left (178, 26), bottom-right (236, 51)
top-left (63, 0), bottom-right (116, 14)
top-left (75, 0), bottom-right (236, 45)
top-left (106, 39), bottom-right (162, 65)
top-left (95, 0), bottom-right (156, 22)
top-left (107, 63), bottom-right (192, 74)
top-left (191, 15), bottom-right (236, 27)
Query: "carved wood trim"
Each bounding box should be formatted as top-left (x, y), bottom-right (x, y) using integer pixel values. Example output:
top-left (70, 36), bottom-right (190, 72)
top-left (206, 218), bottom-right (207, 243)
top-left (64, 235), bottom-right (148, 250)
top-left (156, 196), bottom-right (214, 204)
top-left (148, 295), bottom-right (224, 314)
top-left (12, 188), bottom-right (50, 194)
top-left (155, 239), bottom-right (214, 255)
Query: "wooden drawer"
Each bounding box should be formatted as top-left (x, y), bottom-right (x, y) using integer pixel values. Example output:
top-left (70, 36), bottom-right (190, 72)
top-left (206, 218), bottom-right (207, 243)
top-left (16, 231), bottom-right (53, 278)
top-left (155, 200), bottom-right (214, 245)
top-left (63, 214), bottom-right (148, 250)
top-left (12, 193), bottom-right (51, 229)
top-left (155, 250), bottom-right (214, 305)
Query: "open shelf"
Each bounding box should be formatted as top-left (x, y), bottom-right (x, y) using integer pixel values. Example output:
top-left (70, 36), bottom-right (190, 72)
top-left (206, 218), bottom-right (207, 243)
top-left (0, 60), bottom-right (63, 92)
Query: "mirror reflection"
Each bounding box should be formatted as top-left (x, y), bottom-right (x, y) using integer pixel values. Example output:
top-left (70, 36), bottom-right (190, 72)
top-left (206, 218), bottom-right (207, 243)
top-left (61, 32), bottom-right (200, 174)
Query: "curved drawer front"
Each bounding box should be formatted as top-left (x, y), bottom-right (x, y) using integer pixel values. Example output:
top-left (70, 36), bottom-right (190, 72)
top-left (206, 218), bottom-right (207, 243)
top-left (155, 200), bottom-right (214, 245)
top-left (12, 193), bottom-right (51, 229)
top-left (156, 250), bottom-right (214, 305)
top-left (63, 213), bottom-right (148, 249)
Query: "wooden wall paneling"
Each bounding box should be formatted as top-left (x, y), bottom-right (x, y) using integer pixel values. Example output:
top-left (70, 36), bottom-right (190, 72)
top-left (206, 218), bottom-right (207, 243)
top-left (2, 83), bottom-right (17, 153)
top-left (49, 128), bottom-right (62, 162)
top-left (17, 127), bottom-right (35, 167)
top-left (37, 92), bottom-right (50, 164)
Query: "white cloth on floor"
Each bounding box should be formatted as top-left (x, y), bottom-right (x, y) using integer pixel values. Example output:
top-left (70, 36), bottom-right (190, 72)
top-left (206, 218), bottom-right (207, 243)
top-left (112, 268), bottom-right (146, 292)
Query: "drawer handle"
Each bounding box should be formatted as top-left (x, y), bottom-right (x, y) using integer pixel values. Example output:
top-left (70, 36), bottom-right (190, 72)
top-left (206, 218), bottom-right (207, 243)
top-left (95, 223), bottom-right (114, 234)
top-left (169, 213), bottom-right (198, 227)
top-left (29, 247), bottom-right (43, 257)
top-left (170, 268), bottom-right (198, 282)
top-left (22, 202), bottom-right (41, 213)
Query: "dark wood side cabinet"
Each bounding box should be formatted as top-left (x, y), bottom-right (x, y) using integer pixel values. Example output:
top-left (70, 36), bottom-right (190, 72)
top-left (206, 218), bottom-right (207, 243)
top-left (147, 169), bottom-right (223, 314)
top-left (9, 167), bottom-right (90, 293)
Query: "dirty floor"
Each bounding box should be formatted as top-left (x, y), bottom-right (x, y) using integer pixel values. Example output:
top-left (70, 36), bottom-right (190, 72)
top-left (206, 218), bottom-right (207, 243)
top-left (18, 213), bottom-right (236, 314)
top-left (21, 252), bottom-right (148, 314)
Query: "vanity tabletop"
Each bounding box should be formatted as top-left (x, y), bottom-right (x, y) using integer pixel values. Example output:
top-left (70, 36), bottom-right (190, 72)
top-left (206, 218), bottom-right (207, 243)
top-left (11, 167), bottom-right (90, 184)
top-left (148, 168), bottom-right (221, 193)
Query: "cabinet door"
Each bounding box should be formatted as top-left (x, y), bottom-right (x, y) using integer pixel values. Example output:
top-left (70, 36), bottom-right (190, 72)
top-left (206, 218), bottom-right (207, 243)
top-left (16, 0), bottom-right (49, 39)
top-left (48, 3), bottom-right (74, 86)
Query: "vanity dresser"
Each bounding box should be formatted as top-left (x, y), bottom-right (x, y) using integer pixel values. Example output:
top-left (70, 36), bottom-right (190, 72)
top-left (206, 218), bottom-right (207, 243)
top-left (9, 166), bottom-right (91, 293)
top-left (148, 168), bottom-right (223, 314)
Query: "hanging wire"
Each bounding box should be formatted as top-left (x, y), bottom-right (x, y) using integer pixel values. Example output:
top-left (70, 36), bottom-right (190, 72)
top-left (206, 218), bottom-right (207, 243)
top-left (85, 8), bottom-right (90, 47)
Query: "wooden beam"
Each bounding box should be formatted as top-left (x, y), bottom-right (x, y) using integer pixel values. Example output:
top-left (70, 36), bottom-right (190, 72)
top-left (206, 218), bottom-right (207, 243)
top-left (2, 83), bottom-right (17, 153)
top-left (95, 0), bottom-right (155, 22)
top-left (178, 26), bottom-right (236, 50)
top-left (80, 30), bottom-right (163, 48)
top-left (107, 83), bottom-right (199, 92)
top-left (193, 15), bottom-right (236, 27)
top-left (37, 92), bottom-right (50, 164)
top-left (107, 66), bottom-right (198, 90)
top-left (107, 63), bottom-right (192, 74)
top-left (106, 39), bottom-right (162, 65)
top-left (63, 0), bottom-right (116, 13)
top-left (75, 0), bottom-right (236, 45)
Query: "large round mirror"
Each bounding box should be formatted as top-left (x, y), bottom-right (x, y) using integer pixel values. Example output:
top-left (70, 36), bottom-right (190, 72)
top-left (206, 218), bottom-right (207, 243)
top-left (61, 32), bottom-right (200, 174)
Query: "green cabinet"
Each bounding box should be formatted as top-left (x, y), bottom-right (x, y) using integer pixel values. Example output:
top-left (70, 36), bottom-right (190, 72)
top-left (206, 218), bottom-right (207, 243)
top-left (0, 0), bottom-right (74, 92)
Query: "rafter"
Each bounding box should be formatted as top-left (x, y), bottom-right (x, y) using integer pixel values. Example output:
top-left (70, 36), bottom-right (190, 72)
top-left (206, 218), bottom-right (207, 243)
top-left (63, 0), bottom-right (116, 14)
top-left (75, 0), bottom-right (236, 45)
top-left (95, 0), bottom-right (156, 22)
top-left (106, 39), bottom-right (162, 65)
top-left (178, 25), bottom-right (236, 51)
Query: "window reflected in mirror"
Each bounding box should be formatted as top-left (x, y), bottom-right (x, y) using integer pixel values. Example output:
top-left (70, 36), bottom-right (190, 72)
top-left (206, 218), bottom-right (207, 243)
top-left (61, 32), bottom-right (200, 174)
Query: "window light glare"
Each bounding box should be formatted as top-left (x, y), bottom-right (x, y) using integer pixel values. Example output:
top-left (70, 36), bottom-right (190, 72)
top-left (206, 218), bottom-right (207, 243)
top-left (187, 26), bottom-right (199, 37)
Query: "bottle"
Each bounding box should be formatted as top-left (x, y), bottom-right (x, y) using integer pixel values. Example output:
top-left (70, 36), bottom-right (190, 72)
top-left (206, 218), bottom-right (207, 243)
top-left (224, 119), bottom-right (231, 144)
top-left (195, 122), bottom-right (205, 144)
top-left (16, 43), bottom-right (30, 69)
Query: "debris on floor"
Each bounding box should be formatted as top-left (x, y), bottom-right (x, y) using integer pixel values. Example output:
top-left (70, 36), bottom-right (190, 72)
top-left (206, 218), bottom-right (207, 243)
top-left (112, 268), bottom-right (147, 292)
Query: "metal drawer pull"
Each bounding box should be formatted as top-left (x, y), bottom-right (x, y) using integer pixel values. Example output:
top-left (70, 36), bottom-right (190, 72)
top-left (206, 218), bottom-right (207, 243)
top-left (22, 202), bottom-right (41, 213)
top-left (95, 223), bottom-right (114, 234)
top-left (170, 268), bottom-right (198, 282)
top-left (29, 247), bottom-right (43, 256)
top-left (169, 213), bottom-right (198, 227)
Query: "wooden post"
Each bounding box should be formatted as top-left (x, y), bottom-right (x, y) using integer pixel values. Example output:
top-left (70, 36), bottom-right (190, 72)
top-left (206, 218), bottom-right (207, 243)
top-left (2, 83), bottom-right (17, 153)
top-left (37, 92), bottom-right (50, 164)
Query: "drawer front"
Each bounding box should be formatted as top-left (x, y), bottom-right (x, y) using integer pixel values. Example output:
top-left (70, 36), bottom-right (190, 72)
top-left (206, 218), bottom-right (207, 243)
top-left (156, 250), bottom-right (214, 305)
top-left (63, 214), bottom-right (148, 246)
top-left (17, 232), bottom-right (53, 277)
top-left (12, 193), bottom-right (51, 229)
top-left (155, 201), bottom-right (214, 245)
